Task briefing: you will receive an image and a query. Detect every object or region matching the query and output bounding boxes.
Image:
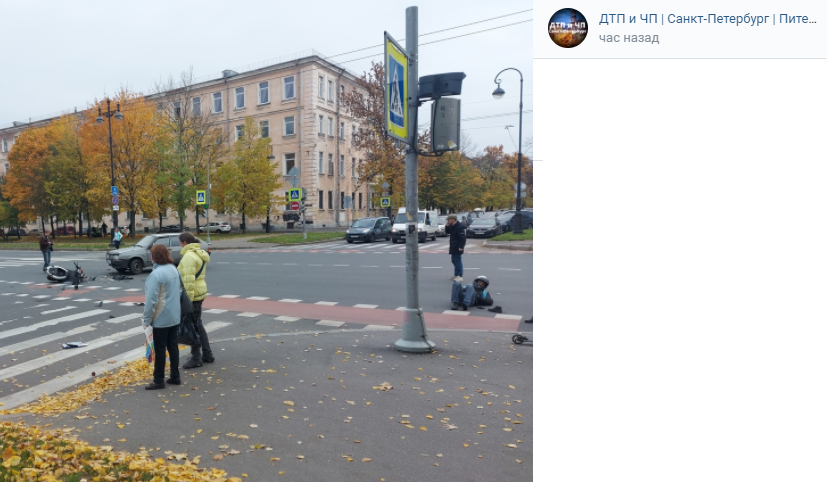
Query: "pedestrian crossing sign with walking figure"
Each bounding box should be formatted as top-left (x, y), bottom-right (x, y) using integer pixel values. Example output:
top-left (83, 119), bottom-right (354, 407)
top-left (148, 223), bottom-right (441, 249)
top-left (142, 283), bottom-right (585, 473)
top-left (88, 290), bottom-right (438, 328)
top-left (289, 188), bottom-right (302, 202)
top-left (384, 31), bottom-right (408, 144)
top-left (196, 190), bottom-right (206, 205)
top-left (380, 197), bottom-right (391, 208)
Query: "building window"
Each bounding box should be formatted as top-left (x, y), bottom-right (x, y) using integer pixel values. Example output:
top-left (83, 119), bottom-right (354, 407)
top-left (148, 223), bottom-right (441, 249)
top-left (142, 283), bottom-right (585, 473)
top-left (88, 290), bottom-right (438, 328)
top-left (341, 192), bottom-right (345, 210)
top-left (339, 121), bottom-right (345, 139)
top-left (192, 97), bottom-right (201, 116)
top-left (319, 190), bottom-right (324, 210)
top-left (173, 101), bottom-right (181, 117)
top-left (259, 82), bottom-right (269, 104)
top-left (359, 192), bottom-right (363, 209)
top-left (284, 116), bottom-right (295, 136)
top-left (1, 139), bottom-right (7, 153)
top-left (318, 152), bottom-right (324, 175)
top-left (339, 155), bottom-right (345, 178)
top-left (352, 158), bottom-right (356, 178)
top-left (235, 125), bottom-right (244, 141)
top-left (260, 120), bottom-right (269, 138)
top-left (327, 117), bottom-right (333, 137)
top-left (318, 76), bottom-right (325, 99)
top-left (283, 76), bottom-right (295, 100)
top-left (352, 125), bottom-right (357, 142)
top-left (328, 154), bottom-right (334, 177)
top-left (318, 115), bottom-right (324, 135)
top-left (351, 192), bottom-right (356, 210)
top-left (235, 87), bottom-right (245, 109)
top-left (284, 153), bottom-right (296, 174)
top-left (328, 191), bottom-right (333, 210)
top-left (328, 80), bottom-right (334, 102)
top-left (213, 92), bottom-right (223, 113)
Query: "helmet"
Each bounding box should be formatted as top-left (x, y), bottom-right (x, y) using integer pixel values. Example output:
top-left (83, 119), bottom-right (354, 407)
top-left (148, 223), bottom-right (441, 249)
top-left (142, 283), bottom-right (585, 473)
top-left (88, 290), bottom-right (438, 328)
top-left (474, 276), bottom-right (489, 287)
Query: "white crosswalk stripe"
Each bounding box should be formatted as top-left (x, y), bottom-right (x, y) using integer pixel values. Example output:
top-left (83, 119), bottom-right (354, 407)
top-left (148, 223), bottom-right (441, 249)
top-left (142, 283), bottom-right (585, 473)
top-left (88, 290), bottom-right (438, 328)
top-left (0, 324), bottom-right (98, 356)
top-left (0, 309), bottom-right (108, 341)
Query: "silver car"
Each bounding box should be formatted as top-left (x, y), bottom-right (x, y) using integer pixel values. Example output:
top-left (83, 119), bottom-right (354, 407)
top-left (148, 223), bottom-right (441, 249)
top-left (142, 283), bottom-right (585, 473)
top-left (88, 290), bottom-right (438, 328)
top-left (106, 233), bottom-right (210, 274)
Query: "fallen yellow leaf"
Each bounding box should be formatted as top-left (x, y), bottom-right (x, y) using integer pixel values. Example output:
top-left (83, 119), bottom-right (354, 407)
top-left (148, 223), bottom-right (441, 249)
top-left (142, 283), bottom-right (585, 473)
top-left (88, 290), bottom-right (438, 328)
top-left (362, 457), bottom-right (372, 462)
top-left (284, 401), bottom-right (295, 406)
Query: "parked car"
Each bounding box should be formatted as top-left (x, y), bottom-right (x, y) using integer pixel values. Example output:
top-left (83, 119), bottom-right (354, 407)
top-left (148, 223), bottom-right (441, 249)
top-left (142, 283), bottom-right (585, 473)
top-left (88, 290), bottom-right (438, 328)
top-left (28, 228), bottom-right (40, 235)
top-left (157, 224), bottom-right (181, 233)
top-left (52, 226), bottom-right (76, 235)
top-left (466, 217), bottom-right (503, 238)
top-left (498, 211), bottom-right (533, 232)
top-left (198, 221), bottom-right (232, 233)
top-left (437, 216), bottom-right (448, 237)
top-left (346, 217), bottom-right (392, 243)
top-left (106, 233), bottom-right (210, 275)
top-left (390, 208), bottom-right (438, 243)
top-left (7, 229), bottom-right (27, 236)
top-left (84, 227), bottom-right (103, 238)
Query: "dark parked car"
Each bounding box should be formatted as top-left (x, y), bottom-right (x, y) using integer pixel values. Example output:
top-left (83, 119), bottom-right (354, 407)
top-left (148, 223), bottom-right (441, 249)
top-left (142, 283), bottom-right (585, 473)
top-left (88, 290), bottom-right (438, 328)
top-left (53, 226), bottom-right (76, 235)
top-left (347, 217), bottom-right (392, 243)
top-left (499, 211), bottom-right (533, 232)
top-left (157, 225), bottom-right (181, 233)
top-left (466, 217), bottom-right (503, 238)
top-left (84, 227), bottom-right (103, 238)
top-left (7, 229), bottom-right (27, 236)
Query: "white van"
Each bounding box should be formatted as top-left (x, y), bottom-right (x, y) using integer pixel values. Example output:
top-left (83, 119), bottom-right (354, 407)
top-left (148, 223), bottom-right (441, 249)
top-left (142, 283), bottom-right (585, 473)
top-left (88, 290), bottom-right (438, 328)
top-left (391, 207), bottom-right (438, 243)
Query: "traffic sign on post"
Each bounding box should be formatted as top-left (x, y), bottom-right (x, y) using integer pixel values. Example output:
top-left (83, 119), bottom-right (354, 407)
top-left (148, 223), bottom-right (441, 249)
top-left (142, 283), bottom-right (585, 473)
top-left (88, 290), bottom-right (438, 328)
top-left (112, 205), bottom-right (119, 211)
top-left (384, 32), bottom-right (408, 144)
top-left (380, 197), bottom-right (391, 208)
top-left (290, 201), bottom-right (300, 211)
top-left (112, 196), bottom-right (119, 205)
top-left (196, 190), bottom-right (206, 205)
top-left (111, 186), bottom-right (118, 196)
top-left (288, 188), bottom-right (302, 202)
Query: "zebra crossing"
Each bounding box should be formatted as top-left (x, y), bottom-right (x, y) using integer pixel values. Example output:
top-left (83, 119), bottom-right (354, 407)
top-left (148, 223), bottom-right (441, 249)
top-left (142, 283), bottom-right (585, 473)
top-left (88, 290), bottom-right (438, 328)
top-left (263, 238), bottom-right (474, 254)
top-left (0, 256), bottom-right (97, 269)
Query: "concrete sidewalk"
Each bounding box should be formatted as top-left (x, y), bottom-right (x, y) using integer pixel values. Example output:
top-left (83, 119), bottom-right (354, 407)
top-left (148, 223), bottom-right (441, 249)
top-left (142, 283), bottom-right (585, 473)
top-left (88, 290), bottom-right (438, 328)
top-left (482, 240), bottom-right (533, 251)
top-left (8, 329), bottom-right (533, 482)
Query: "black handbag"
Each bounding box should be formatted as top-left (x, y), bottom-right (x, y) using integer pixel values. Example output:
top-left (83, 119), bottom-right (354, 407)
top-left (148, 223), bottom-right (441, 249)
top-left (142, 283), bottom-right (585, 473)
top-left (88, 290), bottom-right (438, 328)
top-left (178, 260), bottom-right (204, 316)
top-left (177, 313), bottom-right (201, 346)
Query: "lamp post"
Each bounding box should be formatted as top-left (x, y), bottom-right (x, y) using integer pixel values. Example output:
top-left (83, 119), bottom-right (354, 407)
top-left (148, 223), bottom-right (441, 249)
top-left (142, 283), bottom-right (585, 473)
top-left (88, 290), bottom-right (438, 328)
top-left (96, 99), bottom-right (123, 239)
top-left (492, 68), bottom-right (524, 234)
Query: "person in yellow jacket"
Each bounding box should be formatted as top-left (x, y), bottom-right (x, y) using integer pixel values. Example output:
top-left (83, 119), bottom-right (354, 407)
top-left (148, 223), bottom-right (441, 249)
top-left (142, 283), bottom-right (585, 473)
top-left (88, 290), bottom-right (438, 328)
top-left (177, 232), bottom-right (213, 368)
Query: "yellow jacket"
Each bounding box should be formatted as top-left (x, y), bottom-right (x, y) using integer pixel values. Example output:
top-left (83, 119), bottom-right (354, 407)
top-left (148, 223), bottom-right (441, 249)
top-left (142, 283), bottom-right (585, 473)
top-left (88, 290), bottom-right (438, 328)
top-left (177, 243), bottom-right (210, 302)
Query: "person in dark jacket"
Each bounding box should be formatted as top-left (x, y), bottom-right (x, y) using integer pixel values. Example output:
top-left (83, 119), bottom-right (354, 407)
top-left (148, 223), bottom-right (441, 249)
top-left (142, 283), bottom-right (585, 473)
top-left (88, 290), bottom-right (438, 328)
top-left (445, 213), bottom-right (466, 282)
top-left (451, 275), bottom-right (494, 311)
top-left (39, 233), bottom-right (53, 271)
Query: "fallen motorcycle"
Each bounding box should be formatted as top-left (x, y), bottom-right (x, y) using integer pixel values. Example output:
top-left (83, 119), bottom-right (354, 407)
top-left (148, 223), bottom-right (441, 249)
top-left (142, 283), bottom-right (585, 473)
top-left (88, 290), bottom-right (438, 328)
top-left (46, 262), bottom-right (87, 286)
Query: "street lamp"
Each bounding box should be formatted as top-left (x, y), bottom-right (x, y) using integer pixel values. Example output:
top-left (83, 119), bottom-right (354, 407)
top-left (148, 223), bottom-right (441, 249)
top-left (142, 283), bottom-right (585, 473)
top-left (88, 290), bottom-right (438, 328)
top-left (96, 99), bottom-right (123, 239)
top-left (492, 68), bottom-right (524, 234)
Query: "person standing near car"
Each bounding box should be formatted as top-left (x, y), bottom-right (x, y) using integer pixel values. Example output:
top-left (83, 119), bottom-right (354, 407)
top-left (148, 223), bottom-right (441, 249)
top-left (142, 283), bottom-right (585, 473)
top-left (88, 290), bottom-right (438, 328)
top-left (445, 213), bottom-right (466, 282)
top-left (177, 232), bottom-right (213, 368)
top-left (142, 244), bottom-right (181, 390)
top-left (39, 232), bottom-right (53, 271)
top-left (113, 229), bottom-right (122, 249)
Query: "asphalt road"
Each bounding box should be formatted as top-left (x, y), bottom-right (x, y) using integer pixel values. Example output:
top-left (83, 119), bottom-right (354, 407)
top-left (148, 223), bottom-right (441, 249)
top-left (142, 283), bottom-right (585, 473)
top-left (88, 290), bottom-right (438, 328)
top-left (0, 242), bottom-right (532, 411)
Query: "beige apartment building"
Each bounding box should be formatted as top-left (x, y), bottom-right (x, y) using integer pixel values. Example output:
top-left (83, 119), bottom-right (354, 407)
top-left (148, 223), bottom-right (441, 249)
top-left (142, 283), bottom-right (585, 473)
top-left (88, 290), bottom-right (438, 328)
top-left (0, 52), bottom-right (382, 233)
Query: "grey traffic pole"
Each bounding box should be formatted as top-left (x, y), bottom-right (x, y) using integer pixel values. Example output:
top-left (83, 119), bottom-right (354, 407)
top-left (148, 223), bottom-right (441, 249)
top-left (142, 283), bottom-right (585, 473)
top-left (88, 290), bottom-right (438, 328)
top-left (395, 5), bottom-right (435, 353)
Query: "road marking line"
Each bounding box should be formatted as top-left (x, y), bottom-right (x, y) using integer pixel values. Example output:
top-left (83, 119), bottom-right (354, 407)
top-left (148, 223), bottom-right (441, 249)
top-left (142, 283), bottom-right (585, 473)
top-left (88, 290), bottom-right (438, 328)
top-left (275, 316), bottom-right (300, 322)
top-left (0, 321), bottom-right (230, 411)
top-left (353, 304), bottom-right (378, 309)
top-left (106, 313), bottom-right (143, 324)
top-left (203, 309), bottom-right (228, 314)
top-left (0, 310), bottom-right (110, 341)
top-left (495, 314), bottom-right (523, 320)
top-left (234, 262), bottom-right (248, 264)
top-left (74, 298), bottom-right (92, 302)
top-left (360, 266), bottom-right (379, 268)
top-left (16, 293), bottom-right (29, 297)
top-left (51, 297), bottom-right (71, 301)
top-left (314, 301), bottom-right (338, 306)
top-left (104, 287), bottom-right (121, 290)
top-left (119, 302), bottom-right (137, 306)
top-left (363, 325), bottom-right (395, 330)
top-left (316, 320), bottom-right (344, 327)
top-left (217, 262), bottom-right (229, 264)
top-left (124, 288), bottom-right (142, 292)
top-left (41, 306), bottom-right (76, 315)
top-left (0, 324), bottom-right (98, 356)
top-left (278, 299), bottom-right (302, 303)
top-left (246, 296), bottom-right (269, 300)
top-left (0, 325), bottom-right (146, 380)
top-left (498, 268), bottom-right (521, 271)
top-left (333, 264), bottom-right (350, 267)
top-left (19, 282), bottom-right (34, 285)
top-left (395, 307), bottom-right (406, 311)
top-left (390, 266), bottom-right (405, 268)
top-left (237, 312), bottom-right (260, 318)
top-left (421, 267), bottom-right (442, 269)
top-left (218, 295), bottom-right (240, 298)
top-left (443, 310), bottom-right (470, 316)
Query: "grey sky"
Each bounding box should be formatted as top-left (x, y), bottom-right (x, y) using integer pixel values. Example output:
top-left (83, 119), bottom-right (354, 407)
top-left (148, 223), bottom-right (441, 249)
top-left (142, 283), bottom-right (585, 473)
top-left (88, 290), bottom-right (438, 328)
top-left (0, 0), bottom-right (533, 157)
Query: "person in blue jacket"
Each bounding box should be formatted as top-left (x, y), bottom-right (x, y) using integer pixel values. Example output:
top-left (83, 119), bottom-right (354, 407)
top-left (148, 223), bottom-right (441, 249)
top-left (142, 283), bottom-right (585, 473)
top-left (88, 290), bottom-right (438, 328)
top-left (142, 244), bottom-right (181, 390)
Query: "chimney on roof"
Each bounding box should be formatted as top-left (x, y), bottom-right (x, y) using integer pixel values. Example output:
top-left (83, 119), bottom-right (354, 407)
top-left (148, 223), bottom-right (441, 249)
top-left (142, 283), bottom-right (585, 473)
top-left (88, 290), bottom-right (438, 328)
top-left (222, 70), bottom-right (239, 79)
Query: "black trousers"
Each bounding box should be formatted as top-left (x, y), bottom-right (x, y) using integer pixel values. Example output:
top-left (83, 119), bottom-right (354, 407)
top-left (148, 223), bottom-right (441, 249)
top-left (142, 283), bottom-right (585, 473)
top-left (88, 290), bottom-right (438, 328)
top-left (190, 300), bottom-right (212, 359)
top-left (153, 325), bottom-right (180, 384)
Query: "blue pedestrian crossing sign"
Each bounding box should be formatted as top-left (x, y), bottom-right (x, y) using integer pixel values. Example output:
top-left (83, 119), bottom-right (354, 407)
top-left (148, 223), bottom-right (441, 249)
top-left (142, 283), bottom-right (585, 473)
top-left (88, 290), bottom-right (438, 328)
top-left (380, 197), bottom-right (391, 208)
top-left (384, 32), bottom-right (408, 144)
top-left (196, 190), bottom-right (206, 205)
top-left (288, 188), bottom-right (302, 202)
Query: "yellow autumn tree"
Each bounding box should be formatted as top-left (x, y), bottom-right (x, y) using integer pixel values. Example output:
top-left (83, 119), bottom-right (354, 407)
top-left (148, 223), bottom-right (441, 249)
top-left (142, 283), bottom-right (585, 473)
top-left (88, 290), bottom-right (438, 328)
top-left (4, 123), bottom-right (56, 230)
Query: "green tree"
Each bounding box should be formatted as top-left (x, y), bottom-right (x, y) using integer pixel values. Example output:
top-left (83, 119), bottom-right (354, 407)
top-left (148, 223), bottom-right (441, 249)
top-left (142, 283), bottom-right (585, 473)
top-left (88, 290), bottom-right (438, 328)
top-left (215, 117), bottom-right (281, 234)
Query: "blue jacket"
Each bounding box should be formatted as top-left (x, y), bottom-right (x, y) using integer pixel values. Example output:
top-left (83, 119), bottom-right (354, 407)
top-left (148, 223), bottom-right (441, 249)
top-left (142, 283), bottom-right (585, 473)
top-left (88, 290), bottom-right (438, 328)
top-left (142, 263), bottom-right (181, 328)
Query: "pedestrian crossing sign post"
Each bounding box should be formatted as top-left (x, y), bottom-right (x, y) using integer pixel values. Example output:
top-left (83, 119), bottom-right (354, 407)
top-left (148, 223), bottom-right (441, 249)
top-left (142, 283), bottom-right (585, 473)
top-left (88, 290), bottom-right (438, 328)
top-left (384, 31), bottom-right (408, 144)
top-left (380, 197), bottom-right (391, 208)
top-left (196, 190), bottom-right (207, 205)
top-left (288, 188), bottom-right (303, 202)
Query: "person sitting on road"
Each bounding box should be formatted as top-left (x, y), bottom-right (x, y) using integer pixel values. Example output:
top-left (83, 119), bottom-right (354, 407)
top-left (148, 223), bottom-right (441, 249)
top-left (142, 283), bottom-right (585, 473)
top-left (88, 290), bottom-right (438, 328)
top-left (451, 275), bottom-right (494, 311)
